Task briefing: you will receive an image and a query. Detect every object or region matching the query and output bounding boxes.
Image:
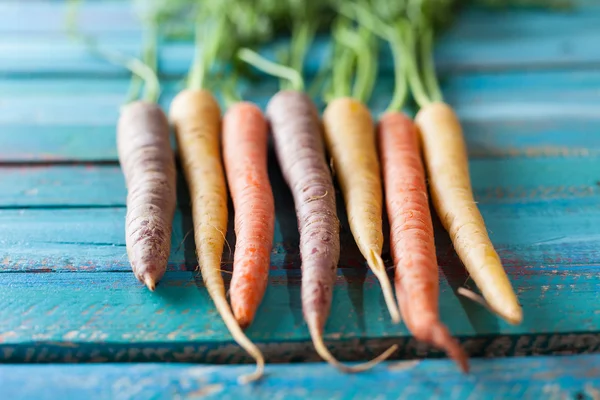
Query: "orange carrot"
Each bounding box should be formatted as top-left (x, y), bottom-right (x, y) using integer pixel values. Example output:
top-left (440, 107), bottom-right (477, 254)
top-left (339, 4), bottom-right (471, 370)
top-left (378, 111), bottom-right (469, 372)
top-left (222, 101), bottom-right (275, 329)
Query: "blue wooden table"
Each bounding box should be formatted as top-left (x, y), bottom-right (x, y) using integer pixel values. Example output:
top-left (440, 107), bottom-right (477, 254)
top-left (0, 1), bottom-right (599, 398)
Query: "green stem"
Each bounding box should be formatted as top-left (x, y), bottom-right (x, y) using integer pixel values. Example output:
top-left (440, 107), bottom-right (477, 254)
top-left (237, 48), bottom-right (304, 92)
top-left (399, 21), bottom-right (432, 108)
top-left (66, 0), bottom-right (159, 104)
top-left (141, 23), bottom-right (160, 103)
top-left (329, 18), bottom-right (362, 101)
top-left (338, 2), bottom-right (389, 39)
top-left (275, 47), bottom-right (292, 90)
top-left (125, 71), bottom-right (144, 103)
top-left (386, 28), bottom-right (408, 112)
top-left (339, 3), bottom-right (403, 109)
top-left (308, 43), bottom-right (334, 98)
top-left (332, 22), bottom-right (376, 104)
top-left (420, 25), bottom-right (443, 103)
top-left (187, 21), bottom-right (205, 90)
top-left (222, 73), bottom-right (242, 109)
top-left (328, 43), bottom-right (354, 101)
top-left (290, 19), bottom-right (318, 79)
top-left (359, 25), bottom-right (378, 104)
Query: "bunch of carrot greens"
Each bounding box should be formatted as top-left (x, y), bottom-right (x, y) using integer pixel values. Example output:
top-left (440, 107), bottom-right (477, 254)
top-left (66, 0), bottom-right (577, 382)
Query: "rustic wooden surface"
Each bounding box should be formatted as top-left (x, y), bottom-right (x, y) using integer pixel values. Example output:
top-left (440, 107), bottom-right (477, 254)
top-left (2, 355), bottom-right (600, 400)
top-left (1, 0), bottom-right (600, 397)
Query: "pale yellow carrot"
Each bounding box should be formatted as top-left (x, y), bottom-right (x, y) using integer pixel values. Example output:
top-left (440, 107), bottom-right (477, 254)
top-left (322, 97), bottom-right (401, 324)
top-left (415, 102), bottom-right (522, 325)
top-left (169, 89), bottom-right (265, 383)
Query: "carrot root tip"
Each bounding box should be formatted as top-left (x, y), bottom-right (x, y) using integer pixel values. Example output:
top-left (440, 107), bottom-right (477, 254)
top-left (458, 287), bottom-right (523, 325)
top-left (237, 318), bottom-right (251, 331)
top-left (308, 322), bottom-right (397, 373)
top-left (139, 274), bottom-right (156, 292)
top-left (238, 366), bottom-right (266, 384)
top-left (427, 322), bottom-right (470, 373)
top-left (368, 250), bottom-right (401, 324)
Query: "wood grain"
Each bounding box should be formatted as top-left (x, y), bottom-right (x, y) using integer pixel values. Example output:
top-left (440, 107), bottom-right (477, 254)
top-left (1, 355), bottom-right (599, 400)
top-left (0, 157), bottom-right (598, 207)
top-left (1, 0), bottom-right (599, 371)
top-left (1, 70), bottom-right (600, 162)
top-left (0, 271), bottom-right (598, 363)
top-left (3, 2), bottom-right (600, 77)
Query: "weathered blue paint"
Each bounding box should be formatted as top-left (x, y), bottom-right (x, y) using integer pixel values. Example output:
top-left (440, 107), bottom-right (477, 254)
top-left (2, 160), bottom-right (600, 273)
top-left (0, 271), bottom-right (599, 363)
top-left (0, 157), bottom-right (598, 207)
top-left (1, 0), bottom-right (600, 385)
top-left (3, 0), bottom-right (600, 34)
top-left (1, 355), bottom-right (599, 400)
top-left (2, 70), bottom-right (600, 161)
top-left (5, 70), bottom-right (600, 120)
top-left (2, 7), bottom-right (600, 76)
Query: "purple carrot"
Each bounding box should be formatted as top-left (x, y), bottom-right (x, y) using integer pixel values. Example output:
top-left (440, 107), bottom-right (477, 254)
top-left (117, 101), bottom-right (177, 291)
top-left (266, 90), bottom-right (397, 372)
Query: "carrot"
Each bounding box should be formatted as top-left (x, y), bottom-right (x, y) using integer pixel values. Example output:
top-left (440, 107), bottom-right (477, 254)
top-left (266, 90), bottom-right (396, 372)
top-left (117, 101), bottom-right (176, 291)
top-left (341, 3), bottom-right (469, 371)
top-left (222, 101), bottom-right (275, 329)
top-left (416, 103), bottom-right (522, 324)
top-left (404, 16), bottom-right (522, 324)
top-left (169, 14), bottom-right (264, 383)
top-left (238, 11), bottom-right (397, 371)
top-left (67, 1), bottom-right (176, 291)
top-left (322, 18), bottom-right (401, 324)
top-left (378, 112), bottom-right (469, 372)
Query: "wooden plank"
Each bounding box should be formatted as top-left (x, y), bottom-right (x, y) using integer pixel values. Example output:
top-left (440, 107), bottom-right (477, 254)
top-left (1, 355), bottom-right (599, 400)
top-left (5, 70), bottom-right (600, 118)
top-left (2, 119), bottom-right (596, 162)
top-left (1, 154), bottom-right (600, 272)
top-left (1, 70), bottom-right (600, 162)
top-left (0, 157), bottom-right (598, 208)
top-left (2, 1), bottom-right (600, 78)
top-left (2, 202), bottom-right (600, 272)
top-left (3, 1), bottom-right (600, 35)
top-left (4, 32), bottom-right (600, 77)
top-left (0, 270), bottom-right (598, 363)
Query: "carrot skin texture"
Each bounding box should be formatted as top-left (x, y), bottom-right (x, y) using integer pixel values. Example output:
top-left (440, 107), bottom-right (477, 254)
top-left (267, 91), bottom-right (397, 372)
top-left (222, 102), bottom-right (275, 329)
top-left (170, 89), bottom-right (264, 383)
top-left (415, 102), bottom-right (523, 325)
top-left (266, 90), bottom-right (340, 333)
top-left (378, 111), bottom-right (468, 372)
top-left (117, 101), bottom-right (176, 291)
top-left (322, 97), bottom-right (400, 324)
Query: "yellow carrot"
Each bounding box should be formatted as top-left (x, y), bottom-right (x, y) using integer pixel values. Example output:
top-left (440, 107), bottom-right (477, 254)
top-left (415, 102), bottom-right (522, 324)
top-left (322, 98), bottom-right (400, 324)
top-left (322, 18), bottom-right (401, 324)
top-left (388, 15), bottom-right (524, 325)
top-left (169, 89), bottom-right (265, 382)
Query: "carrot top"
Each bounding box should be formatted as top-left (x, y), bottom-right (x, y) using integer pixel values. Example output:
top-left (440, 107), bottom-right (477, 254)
top-left (338, 3), bottom-right (408, 112)
top-left (237, 48), bottom-right (305, 92)
top-left (66, 0), bottom-right (161, 104)
top-left (324, 14), bottom-right (378, 105)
